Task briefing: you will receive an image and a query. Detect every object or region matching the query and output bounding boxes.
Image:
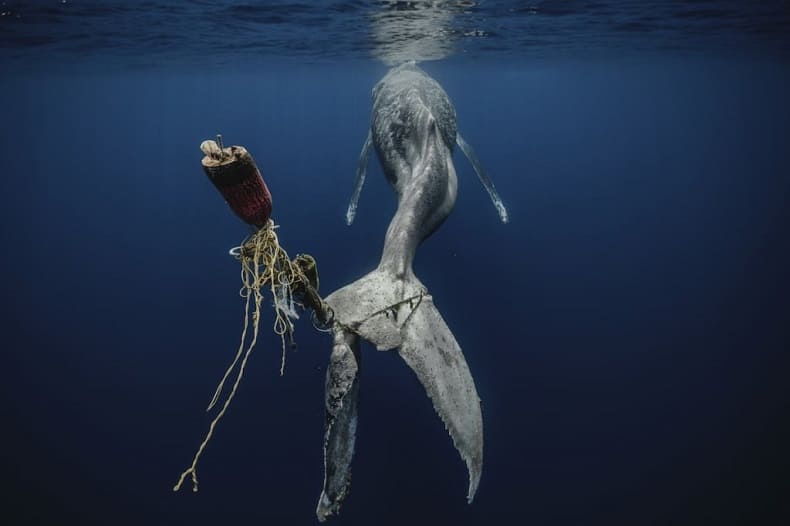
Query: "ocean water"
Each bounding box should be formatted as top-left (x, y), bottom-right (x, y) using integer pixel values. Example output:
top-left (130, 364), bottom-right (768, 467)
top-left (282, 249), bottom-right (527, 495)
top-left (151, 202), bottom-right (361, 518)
top-left (2, 1), bottom-right (789, 525)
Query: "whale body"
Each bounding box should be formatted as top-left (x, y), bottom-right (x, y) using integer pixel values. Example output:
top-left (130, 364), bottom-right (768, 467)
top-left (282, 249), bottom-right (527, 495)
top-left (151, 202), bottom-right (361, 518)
top-left (316, 62), bottom-right (507, 521)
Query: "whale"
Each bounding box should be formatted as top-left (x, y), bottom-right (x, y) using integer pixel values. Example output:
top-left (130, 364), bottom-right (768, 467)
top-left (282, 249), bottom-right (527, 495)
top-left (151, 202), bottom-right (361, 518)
top-left (315, 62), bottom-right (508, 521)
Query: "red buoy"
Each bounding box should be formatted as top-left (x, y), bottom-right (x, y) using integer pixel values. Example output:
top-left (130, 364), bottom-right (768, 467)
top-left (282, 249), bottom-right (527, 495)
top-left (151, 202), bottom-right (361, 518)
top-left (201, 138), bottom-right (272, 228)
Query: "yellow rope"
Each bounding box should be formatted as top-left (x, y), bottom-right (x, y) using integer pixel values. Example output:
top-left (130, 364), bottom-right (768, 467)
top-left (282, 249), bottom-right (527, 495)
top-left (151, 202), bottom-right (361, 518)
top-left (173, 220), bottom-right (425, 494)
top-left (174, 220), bottom-right (305, 493)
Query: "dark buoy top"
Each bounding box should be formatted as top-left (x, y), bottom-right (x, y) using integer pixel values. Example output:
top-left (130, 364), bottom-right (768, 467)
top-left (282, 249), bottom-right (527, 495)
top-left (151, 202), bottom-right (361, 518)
top-left (200, 136), bottom-right (273, 228)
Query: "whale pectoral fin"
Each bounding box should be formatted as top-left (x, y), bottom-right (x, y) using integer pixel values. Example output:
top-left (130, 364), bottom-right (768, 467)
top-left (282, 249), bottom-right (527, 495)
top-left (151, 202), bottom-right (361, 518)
top-left (346, 130), bottom-right (373, 225)
top-left (398, 296), bottom-right (483, 503)
top-left (316, 329), bottom-right (361, 522)
top-left (456, 133), bottom-right (509, 223)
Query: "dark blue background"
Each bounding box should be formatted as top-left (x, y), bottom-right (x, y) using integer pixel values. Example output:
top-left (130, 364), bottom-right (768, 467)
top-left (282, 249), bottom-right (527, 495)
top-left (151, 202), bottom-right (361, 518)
top-left (1, 54), bottom-right (788, 524)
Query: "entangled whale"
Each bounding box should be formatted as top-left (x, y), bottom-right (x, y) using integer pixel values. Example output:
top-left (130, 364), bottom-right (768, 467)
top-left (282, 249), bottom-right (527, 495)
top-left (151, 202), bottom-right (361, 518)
top-left (316, 61), bottom-right (508, 521)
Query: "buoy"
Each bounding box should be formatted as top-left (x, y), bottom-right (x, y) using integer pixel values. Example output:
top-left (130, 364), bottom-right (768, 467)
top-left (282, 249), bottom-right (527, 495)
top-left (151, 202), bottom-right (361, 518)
top-left (200, 135), bottom-right (272, 228)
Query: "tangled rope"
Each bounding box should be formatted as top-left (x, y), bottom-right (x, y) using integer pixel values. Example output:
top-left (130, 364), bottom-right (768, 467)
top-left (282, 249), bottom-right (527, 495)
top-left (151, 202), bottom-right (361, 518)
top-left (173, 220), bottom-right (426, 494)
top-left (173, 219), bottom-right (306, 493)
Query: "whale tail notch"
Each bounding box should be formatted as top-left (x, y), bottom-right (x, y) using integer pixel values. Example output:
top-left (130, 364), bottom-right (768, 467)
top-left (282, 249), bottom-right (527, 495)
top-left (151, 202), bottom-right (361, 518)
top-left (316, 269), bottom-right (483, 520)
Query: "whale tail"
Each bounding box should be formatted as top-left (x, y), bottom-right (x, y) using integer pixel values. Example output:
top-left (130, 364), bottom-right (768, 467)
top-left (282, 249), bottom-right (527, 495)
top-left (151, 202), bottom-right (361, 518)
top-left (316, 269), bottom-right (483, 520)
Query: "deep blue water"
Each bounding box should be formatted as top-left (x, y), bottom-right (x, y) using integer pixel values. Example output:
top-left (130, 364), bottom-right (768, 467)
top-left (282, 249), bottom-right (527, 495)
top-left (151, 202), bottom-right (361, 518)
top-left (2, 2), bottom-right (789, 525)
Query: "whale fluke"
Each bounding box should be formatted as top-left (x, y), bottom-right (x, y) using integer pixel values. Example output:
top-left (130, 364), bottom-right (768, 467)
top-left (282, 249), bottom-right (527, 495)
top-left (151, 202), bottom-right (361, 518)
top-left (316, 330), bottom-right (361, 522)
top-left (319, 270), bottom-right (482, 514)
top-left (398, 294), bottom-right (483, 502)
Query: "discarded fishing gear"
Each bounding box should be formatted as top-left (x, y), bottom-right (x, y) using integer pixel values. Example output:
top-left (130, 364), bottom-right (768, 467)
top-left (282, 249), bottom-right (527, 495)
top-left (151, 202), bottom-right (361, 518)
top-left (173, 137), bottom-right (332, 494)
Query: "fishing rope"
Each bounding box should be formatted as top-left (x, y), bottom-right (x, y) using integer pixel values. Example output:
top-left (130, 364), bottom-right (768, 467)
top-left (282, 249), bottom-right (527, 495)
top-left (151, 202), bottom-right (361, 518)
top-left (173, 219), bottom-right (305, 493)
top-left (174, 221), bottom-right (426, 493)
